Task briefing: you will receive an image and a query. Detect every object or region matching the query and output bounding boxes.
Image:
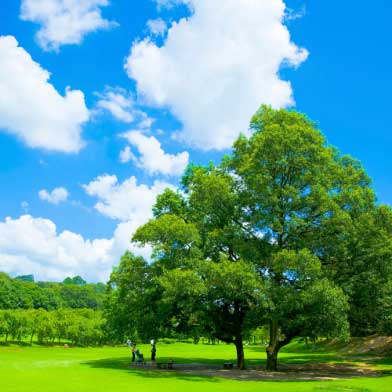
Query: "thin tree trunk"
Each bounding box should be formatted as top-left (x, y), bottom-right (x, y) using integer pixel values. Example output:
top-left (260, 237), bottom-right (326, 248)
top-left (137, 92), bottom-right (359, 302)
top-left (235, 335), bottom-right (245, 370)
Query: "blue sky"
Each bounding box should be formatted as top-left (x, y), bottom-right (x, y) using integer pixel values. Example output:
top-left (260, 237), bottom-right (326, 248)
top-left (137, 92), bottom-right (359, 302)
top-left (0, 0), bottom-right (391, 282)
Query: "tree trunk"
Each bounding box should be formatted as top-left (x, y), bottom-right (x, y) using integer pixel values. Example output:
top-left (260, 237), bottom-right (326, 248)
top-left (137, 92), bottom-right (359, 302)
top-left (265, 320), bottom-right (293, 371)
top-left (266, 320), bottom-right (279, 371)
top-left (266, 346), bottom-right (278, 371)
top-left (235, 335), bottom-right (245, 370)
top-left (30, 332), bottom-right (35, 345)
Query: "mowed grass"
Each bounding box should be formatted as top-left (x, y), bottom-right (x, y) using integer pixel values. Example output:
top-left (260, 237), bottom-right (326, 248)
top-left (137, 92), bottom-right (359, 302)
top-left (0, 342), bottom-right (391, 392)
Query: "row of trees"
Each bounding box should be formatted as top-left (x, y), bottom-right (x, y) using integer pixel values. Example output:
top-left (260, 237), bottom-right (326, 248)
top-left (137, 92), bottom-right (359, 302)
top-left (105, 106), bottom-right (392, 370)
top-left (0, 273), bottom-right (105, 310)
top-left (0, 309), bottom-right (105, 346)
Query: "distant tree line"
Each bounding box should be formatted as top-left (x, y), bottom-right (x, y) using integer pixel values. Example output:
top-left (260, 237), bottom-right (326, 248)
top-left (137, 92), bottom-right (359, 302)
top-left (0, 272), bottom-right (105, 310)
top-left (0, 308), bottom-right (105, 346)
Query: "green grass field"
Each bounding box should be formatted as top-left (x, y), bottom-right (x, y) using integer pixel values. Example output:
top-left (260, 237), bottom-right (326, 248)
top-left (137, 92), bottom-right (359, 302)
top-left (0, 342), bottom-right (391, 392)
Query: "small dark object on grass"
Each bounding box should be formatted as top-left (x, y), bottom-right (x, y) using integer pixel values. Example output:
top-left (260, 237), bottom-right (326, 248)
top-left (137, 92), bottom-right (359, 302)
top-left (223, 362), bottom-right (234, 369)
top-left (157, 360), bottom-right (174, 369)
top-left (135, 350), bottom-right (146, 366)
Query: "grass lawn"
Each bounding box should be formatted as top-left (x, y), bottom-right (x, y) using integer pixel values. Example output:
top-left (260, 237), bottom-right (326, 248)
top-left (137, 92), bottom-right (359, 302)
top-left (0, 342), bottom-right (391, 392)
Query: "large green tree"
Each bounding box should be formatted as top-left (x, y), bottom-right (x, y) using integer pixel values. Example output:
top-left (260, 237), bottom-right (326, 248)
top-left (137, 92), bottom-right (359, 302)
top-left (106, 105), bottom-right (392, 371)
top-left (222, 106), bottom-right (376, 369)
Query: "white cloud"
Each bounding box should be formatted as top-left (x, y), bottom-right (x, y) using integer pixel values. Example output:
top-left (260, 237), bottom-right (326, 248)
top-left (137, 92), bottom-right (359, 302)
top-left (83, 174), bottom-right (175, 221)
top-left (39, 187), bottom-right (69, 205)
top-left (0, 174), bottom-right (174, 281)
top-left (81, 173), bottom-right (175, 275)
top-left (95, 87), bottom-right (156, 129)
top-left (119, 145), bottom-right (135, 163)
top-left (110, 220), bottom-right (152, 263)
top-left (126, 0), bottom-right (308, 150)
top-left (285, 5), bottom-right (306, 21)
top-left (122, 130), bottom-right (189, 176)
top-left (147, 18), bottom-right (167, 36)
top-left (20, 0), bottom-right (117, 51)
top-left (0, 36), bottom-right (89, 152)
top-left (0, 215), bottom-right (113, 282)
top-left (138, 114), bottom-right (155, 129)
top-left (96, 87), bottom-right (135, 123)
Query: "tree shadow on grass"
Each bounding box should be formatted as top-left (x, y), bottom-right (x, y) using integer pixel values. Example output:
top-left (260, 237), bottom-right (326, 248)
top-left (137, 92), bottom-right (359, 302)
top-left (279, 354), bottom-right (343, 365)
top-left (82, 354), bottom-right (388, 383)
top-left (367, 357), bottom-right (392, 366)
top-left (246, 346), bottom-right (339, 363)
top-left (0, 341), bottom-right (33, 347)
top-left (82, 356), bottom-right (221, 383)
top-left (262, 350), bottom-right (392, 374)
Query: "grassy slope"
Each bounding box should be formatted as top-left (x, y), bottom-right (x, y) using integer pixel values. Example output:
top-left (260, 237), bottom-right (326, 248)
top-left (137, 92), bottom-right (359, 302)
top-left (0, 342), bottom-right (391, 392)
top-left (302, 336), bottom-right (392, 356)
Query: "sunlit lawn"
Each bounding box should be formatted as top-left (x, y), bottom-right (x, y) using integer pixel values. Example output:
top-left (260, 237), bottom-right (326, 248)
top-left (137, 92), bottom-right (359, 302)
top-left (0, 342), bottom-right (391, 392)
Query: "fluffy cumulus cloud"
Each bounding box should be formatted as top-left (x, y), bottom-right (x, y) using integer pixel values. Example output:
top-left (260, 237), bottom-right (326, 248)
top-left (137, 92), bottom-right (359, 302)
top-left (20, 0), bottom-right (117, 51)
top-left (0, 213), bottom-right (154, 282)
top-left (0, 36), bottom-right (89, 152)
top-left (82, 174), bottom-right (174, 270)
top-left (0, 215), bottom-right (114, 282)
top-left (39, 187), bottom-right (69, 205)
top-left (126, 0), bottom-right (308, 150)
top-left (0, 174), bottom-right (175, 281)
top-left (121, 131), bottom-right (189, 176)
top-left (83, 174), bottom-right (174, 221)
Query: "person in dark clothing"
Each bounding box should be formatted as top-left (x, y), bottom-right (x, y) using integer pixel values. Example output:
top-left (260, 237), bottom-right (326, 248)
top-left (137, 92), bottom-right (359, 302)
top-left (151, 343), bottom-right (156, 361)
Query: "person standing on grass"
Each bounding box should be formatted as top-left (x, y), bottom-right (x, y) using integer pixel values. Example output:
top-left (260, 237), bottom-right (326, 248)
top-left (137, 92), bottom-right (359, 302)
top-left (151, 341), bottom-right (156, 361)
top-left (126, 339), bottom-right (132, 348)
top-left (131, 344), bottom-right (137, 363)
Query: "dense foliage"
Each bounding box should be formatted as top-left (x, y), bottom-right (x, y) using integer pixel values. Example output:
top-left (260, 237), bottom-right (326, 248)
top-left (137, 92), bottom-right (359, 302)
top-left (0, 308), bottom-right (105, 345)
top-left (104, 252), bottom-right (165, 344)
top-left (0, 272), bottom-right (105, 310)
